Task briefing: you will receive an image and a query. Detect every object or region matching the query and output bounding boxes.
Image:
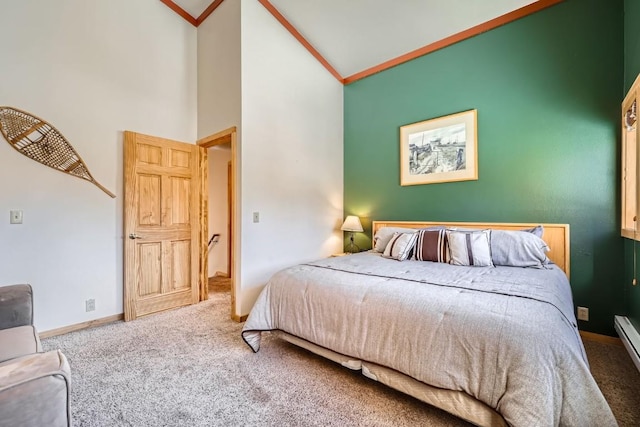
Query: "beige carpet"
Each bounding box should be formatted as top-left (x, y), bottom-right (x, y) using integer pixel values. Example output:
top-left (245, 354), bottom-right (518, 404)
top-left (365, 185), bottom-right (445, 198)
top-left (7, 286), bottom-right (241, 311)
top-left (43, 287), bottom-right (640, 426)
top-left (583, 339), bottom-right (640, 427)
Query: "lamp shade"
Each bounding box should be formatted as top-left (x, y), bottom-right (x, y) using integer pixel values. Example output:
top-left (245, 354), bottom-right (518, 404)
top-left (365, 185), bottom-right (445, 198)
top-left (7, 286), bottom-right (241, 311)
top-left (341, 215), bottom-right (363, 232)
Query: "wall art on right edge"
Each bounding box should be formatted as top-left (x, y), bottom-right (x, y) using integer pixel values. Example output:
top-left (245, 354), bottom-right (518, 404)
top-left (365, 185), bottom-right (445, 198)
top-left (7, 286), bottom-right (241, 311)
top-left (399, 109), bottom-right (478, 186)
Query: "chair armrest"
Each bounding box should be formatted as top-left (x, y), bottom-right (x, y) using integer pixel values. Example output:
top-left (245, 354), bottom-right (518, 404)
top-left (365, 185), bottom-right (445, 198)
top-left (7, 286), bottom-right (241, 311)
top-left (0, 350), bottom-right (71, 427)
top-left (0, 284), bottom-right (34, 329)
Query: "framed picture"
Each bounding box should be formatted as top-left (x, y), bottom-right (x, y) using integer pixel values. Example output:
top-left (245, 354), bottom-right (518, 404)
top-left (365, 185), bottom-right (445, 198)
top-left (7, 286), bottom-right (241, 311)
top-left (400, 109), bottom-right (477, 186)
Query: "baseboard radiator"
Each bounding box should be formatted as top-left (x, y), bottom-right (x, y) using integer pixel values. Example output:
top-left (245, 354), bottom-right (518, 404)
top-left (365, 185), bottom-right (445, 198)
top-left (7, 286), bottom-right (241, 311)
top-left (614, 315), bottom-right (640, 373)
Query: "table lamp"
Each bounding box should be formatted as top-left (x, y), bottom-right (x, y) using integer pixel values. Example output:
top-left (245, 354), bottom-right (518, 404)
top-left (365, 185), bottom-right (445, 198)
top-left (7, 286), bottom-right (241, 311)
top-left (341, 215), bottom-right (363, 253)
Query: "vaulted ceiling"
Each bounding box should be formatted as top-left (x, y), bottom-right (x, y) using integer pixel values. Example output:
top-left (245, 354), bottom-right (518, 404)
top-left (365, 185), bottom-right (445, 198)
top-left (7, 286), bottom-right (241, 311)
top-left (162, 0), bottom-right (560, 84)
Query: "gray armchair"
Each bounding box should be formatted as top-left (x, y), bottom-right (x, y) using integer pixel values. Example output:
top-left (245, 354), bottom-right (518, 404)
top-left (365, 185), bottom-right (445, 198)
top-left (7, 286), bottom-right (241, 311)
top-left (0, 284), bottom-right (71, 427)
top-left (0, 284), bottom-right (34, 329)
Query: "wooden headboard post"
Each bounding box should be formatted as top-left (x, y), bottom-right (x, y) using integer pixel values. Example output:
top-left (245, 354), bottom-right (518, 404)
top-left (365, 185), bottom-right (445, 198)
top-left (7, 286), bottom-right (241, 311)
top-left (371, 221), bottom-right (570, 278)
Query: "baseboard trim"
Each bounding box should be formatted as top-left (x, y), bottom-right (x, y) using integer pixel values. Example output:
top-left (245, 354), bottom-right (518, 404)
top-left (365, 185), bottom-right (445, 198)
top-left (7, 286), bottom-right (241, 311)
top-left (231, 313), bottom-right (248, 323)
top-left (40, 314), bottom-right (124, 338)
top-left (579, 330), bottom-right (623, 346)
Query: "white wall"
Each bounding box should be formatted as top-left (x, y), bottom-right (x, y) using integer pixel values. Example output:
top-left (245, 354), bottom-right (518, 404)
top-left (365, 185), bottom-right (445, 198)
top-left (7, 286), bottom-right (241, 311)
top-left (239, 0), bottom-right (344, 315)
top-left (0, 0), bottom-right (197, 332)
top-left (1, 0), bottom-right (343, 329)
top-left (207, 146), bottom-right (232, 276)
top-left (197, 0), bottom-right (241, 138)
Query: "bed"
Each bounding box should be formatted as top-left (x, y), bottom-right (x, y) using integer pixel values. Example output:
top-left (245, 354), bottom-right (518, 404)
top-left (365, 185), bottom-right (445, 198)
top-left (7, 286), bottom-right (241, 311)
top-left (241, 221), bottom-right (616, 426)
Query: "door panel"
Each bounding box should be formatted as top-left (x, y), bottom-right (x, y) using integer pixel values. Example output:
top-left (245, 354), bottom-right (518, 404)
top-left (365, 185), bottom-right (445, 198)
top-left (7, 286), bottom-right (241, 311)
top-left (124, 131), bottom-right (200, 321)
top-left (137, 143), bottom-right (162, 165)
top-left (138, 174), bottom-right (161, 225)
top-left (138, 242), bottom-right (162, 296)
top-left (171, 177), bottom-right (191, 224)
top-left (171, 240), bottom-right (191, 290)
top-left (171, 149), bottom-right (191, 167)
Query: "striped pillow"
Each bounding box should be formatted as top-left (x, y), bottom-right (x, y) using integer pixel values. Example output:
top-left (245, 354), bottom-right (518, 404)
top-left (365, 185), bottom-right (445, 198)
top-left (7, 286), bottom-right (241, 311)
top-left (446, 229), bottom-right (493, 267)
top-left (414, 229), bottom-right (450, 263)
top-left (373, 227), bottom-right (417, 252)
top-left (383, 232), bottom-right (418, 261)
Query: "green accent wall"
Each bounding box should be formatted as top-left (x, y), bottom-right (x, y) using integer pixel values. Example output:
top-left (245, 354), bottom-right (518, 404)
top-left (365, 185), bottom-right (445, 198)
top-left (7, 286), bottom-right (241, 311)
top-left (344, 0), bottom-right (624, 335)
top-left (625, 0), bottom-right (640, 91)
top-left (624, 0), bottom-right (640, 332)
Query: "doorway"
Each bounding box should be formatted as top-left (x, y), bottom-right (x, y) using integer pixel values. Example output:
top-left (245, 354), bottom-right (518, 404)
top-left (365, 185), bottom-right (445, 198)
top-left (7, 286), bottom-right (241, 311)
top-left (197, 126), bottom-right (239, 321)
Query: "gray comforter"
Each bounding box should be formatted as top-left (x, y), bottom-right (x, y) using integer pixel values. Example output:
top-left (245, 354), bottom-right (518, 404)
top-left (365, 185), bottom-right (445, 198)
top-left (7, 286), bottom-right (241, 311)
top-left (242, 252), bottom-right (616, 426)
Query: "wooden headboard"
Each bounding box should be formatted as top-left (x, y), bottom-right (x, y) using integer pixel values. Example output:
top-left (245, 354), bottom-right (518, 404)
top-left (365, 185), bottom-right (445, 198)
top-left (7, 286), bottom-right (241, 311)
top-left (372, 221), bottom-right (570, 278)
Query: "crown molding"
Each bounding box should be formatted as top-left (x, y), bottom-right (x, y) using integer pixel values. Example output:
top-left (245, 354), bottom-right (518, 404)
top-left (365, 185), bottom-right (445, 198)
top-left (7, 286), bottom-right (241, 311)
top-left (161, 0), bottom-right (225, 27)
top-left (160, 0), bottom-right (197, 26)
top-left (161, 0), bottom-right (565, 85)
top-left (343, 0), bottom-right (564, 84)
top-left (258, 0), bottom-right (343, 83)
top-left (196, 0), bottom-right (225, 26)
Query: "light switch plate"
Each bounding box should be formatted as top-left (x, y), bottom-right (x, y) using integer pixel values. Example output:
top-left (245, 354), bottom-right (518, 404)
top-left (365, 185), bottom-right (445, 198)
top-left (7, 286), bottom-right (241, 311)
top-left (10, 210), bottom-right (23, 224)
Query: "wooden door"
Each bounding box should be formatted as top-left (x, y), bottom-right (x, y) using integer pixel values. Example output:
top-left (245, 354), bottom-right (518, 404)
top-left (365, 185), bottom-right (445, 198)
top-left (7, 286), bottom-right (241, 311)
top-left (124, 131), bottom-right (200, 321)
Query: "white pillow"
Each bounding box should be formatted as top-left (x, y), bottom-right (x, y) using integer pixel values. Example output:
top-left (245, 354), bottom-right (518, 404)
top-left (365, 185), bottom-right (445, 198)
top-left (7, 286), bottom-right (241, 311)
top-left (373, 227), bottom-right (417, 252)
top-left (446, 229), bottom-right (493, 267)
top-left (383, 232), bottom-right (418, 261)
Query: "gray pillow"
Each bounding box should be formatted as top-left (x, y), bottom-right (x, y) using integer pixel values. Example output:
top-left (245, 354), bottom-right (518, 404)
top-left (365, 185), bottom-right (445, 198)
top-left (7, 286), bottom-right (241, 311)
top-left (490, 230), bottom-right (550, 268)
top-left (520, 225), bottom-right (544, 238)
top-left (373, 227), bottom-right (416, 252)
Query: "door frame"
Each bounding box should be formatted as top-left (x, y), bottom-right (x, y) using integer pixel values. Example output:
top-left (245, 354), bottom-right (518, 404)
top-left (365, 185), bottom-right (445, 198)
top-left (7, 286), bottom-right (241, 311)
top-left (197, 126), bottom-right (240, 321)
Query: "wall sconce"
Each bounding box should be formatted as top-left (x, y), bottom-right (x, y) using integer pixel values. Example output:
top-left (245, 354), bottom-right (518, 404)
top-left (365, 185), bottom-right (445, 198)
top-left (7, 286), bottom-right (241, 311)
top-left (341, 215), bottom-right (363, 253)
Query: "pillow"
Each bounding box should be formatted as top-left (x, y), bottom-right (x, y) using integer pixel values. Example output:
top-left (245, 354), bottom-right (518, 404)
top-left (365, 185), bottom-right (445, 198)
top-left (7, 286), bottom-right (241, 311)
top-left (490, 230), bottom-right (550, 268)
top-left (520, 225), bottom-right (544, 238)
top-left (373, 227), bottom-right (416, 252)
top-left (383, 232), bottom-right (418, 261)
top-left (443, 225), bottom-right (543, 237)
top-left (414, 229), bottom-right (450, 263)
top-left (446, 229), bottom-right (493, 267)
top-left (418, 225), bottom-right (446, 231)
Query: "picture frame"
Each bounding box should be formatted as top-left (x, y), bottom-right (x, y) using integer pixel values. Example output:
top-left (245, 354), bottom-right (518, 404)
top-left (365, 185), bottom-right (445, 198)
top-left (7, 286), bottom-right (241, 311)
top-left (400, 109), bottom-right (478, 186)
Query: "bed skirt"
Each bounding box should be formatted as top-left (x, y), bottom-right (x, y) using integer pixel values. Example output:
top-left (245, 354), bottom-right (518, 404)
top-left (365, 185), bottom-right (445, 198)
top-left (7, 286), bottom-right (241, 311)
top-left (273, 331), bottom-right (507, 427)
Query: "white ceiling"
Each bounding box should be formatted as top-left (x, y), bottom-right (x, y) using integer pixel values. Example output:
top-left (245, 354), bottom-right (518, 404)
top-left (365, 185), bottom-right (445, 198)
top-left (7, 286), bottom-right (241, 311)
top-left (170, 0), bottom-right (538, 77)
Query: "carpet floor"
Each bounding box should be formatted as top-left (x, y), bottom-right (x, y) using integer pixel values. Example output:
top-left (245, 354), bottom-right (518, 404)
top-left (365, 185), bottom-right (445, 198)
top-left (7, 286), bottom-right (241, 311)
top-left (43, 286), bottom-right (640, 426)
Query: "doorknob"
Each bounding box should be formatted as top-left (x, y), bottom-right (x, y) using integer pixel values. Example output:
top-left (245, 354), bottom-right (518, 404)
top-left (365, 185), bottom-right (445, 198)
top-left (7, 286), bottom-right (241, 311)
top-left (129, 233), bottom-right (142, 240)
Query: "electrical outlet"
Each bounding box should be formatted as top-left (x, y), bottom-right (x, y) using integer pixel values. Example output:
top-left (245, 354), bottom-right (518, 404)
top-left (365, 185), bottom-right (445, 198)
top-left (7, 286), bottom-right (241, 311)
top-left (85, 299), bottom-right (95, 312)
top-left (10, 210), bottom-right (23, 224)
top-left (577, 306), bottom-right (589, 321)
